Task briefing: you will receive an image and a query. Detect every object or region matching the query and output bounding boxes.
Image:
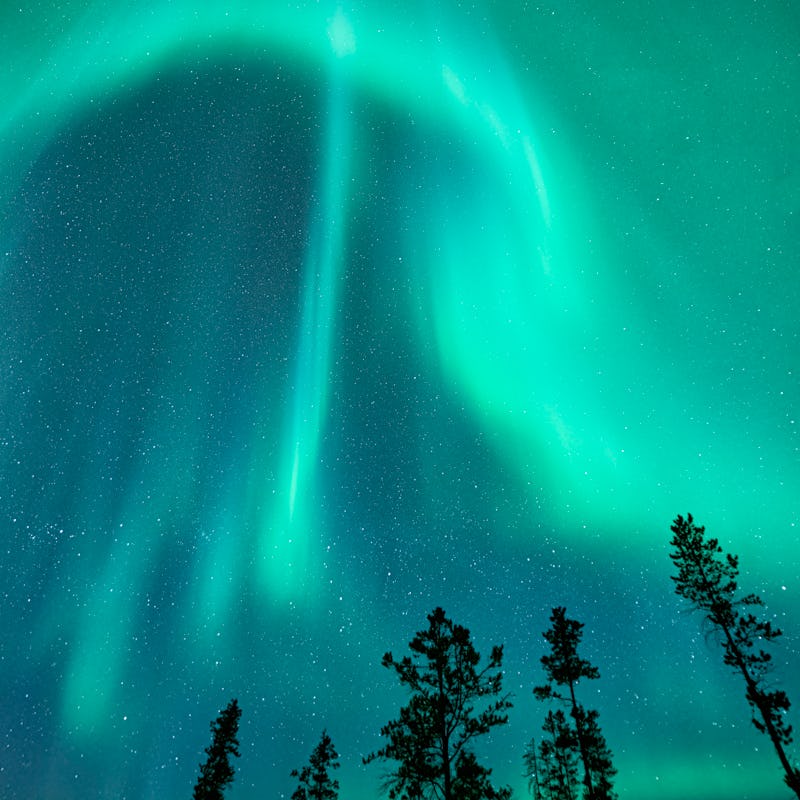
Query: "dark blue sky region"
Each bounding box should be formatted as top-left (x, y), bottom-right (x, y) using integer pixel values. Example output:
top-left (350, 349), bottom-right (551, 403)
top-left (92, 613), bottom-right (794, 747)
top-left (1, 2), bottom-right (798, 799)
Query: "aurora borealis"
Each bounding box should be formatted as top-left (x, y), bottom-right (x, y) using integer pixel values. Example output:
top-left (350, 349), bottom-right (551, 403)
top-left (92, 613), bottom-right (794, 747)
top-left (1, 1), bottom-right (798, 798)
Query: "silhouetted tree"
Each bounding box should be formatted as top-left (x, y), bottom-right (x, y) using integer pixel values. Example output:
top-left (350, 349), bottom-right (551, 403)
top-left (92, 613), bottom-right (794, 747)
top-left (579, 709), bottom-right (615, 800)
top-left (525, 710), bottom-right (580, 800)
top-left (534, 608), bottom-right (616, 800)
top-left (364, 607), bottom-right (512, 800)
top-left (523, 736), bottom-right (544, 800)
top-left (291, 729), bottom-right (340, 800)
top-left (670, 513), bottom-right (800, 797)
top-left (193, 698), bottom-right (242, 800)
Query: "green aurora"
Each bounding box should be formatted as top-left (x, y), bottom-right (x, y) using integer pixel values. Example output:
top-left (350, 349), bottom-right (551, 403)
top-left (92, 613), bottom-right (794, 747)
top-left (1, 1), bottom-right (798, 798)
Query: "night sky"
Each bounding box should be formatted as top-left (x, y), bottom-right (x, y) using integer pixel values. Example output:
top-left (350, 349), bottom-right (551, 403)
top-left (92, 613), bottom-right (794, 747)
top-left (1, 2), bottom-right (798, 799)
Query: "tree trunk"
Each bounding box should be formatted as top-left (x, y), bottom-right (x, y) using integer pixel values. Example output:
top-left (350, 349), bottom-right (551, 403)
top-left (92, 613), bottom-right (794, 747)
top-left (568, 682), bottom-right (594, 800)
top-left (693, 554), bottom-right (800, 800)
top-left (719, 621), bottom-right (800, 799)
top-left (437, 659), bottom-right (451, 800)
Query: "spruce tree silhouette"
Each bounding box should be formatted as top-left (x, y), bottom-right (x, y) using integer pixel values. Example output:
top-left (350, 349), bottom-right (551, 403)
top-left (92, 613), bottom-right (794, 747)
top-left (523, 735), bottom-right (544, 800)
top-left (534, 608), bottom-right (616, 800)
top-left (365, 607), bottom-right (512, 800)
top-left (670, 513), bottom-right (800, 797)
top-left (291, 730), bottom-right (340, 800)
top-left (524, 710), bottom-right (580, 800)
top-left (193, 698), bottom-right (242, 800)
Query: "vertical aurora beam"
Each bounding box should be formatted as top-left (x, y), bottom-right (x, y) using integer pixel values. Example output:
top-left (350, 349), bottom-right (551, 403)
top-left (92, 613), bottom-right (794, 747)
top-left (257, 8), bottom-right (356, 601)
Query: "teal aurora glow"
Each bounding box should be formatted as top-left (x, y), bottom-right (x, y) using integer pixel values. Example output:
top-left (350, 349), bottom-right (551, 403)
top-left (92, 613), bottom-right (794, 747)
top-left (1, 2), bottom-right (798, 799)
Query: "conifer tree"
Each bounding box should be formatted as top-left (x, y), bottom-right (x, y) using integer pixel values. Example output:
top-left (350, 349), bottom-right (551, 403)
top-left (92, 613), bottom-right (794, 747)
top-left (670, 513), bottom-right (800, 797)
top-left (534, 608), bottom-right (616, 800)
top-left (523, 736), bottom-right (543, 800)
top-left (525, 710), bottom-right (580, 800)
top-left (291, 729), bottom-right (340, 800)
top-left (578, 709), bottom-right (615, 800)
top-left (365, 607), bottom-right (512, 800)
top-left (193, 698), bottom-right (242, 800)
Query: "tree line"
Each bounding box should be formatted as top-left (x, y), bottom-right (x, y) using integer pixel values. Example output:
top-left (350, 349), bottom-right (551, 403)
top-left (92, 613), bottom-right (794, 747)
top-left (191, 514), bottom-right (800, 799)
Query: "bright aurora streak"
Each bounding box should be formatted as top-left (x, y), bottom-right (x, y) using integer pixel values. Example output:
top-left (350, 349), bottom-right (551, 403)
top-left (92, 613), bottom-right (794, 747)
top-left (1, 2), bottom-right (798, 799)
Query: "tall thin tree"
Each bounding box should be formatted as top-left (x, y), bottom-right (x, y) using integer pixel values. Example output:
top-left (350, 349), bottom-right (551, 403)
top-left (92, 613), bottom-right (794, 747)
top-left (578, 709), bottom-right (614, 800)
top-left (670, 513), bottom-right (800, 797)
top-left (291, 729), bottom-right (340, 800)
top-left (534, 607), bottom-right (616, 800)
top-left (523, 736), bottom-right (544, 800)
top-left (528, 710), bottom-right (579, 800)
top-left (365, 607), bottom-right (512, 800)
top-left (193, 698), bottom-right (242, 800)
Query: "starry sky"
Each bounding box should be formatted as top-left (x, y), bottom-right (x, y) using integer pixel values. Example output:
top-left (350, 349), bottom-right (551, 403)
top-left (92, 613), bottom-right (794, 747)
top-left (1, 1), bottom-right (798, 798)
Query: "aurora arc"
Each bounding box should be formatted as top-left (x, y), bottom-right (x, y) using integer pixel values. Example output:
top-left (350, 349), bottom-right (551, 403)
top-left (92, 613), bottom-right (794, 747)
top-left (1, 2), bottom-right (798, 799)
